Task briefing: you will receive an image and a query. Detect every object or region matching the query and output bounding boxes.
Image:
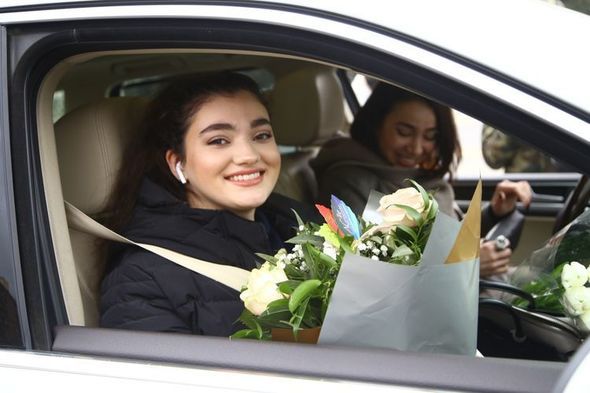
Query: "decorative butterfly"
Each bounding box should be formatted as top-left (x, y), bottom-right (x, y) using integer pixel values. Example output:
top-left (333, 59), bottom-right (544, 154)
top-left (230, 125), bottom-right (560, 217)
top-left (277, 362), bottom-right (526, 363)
top-left (315, 204), bottom-right (343, 236)
top-left (330, 195), bottom-right (361, 240)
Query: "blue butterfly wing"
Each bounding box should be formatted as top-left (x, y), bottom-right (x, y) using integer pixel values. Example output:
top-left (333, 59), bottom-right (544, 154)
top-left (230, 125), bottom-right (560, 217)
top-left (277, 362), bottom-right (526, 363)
top-left (330, 195), bottom-right (361, 239)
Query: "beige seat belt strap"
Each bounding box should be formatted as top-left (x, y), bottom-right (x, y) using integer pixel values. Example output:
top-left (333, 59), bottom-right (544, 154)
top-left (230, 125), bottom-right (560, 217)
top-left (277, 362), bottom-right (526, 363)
top-left (64, 201), bottom-right (250, 292)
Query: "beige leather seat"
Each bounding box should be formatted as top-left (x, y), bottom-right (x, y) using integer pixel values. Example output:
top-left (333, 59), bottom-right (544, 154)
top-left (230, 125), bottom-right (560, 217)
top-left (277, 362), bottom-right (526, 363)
top-left (271, 66), bottom-right (346, 203)
top-left (55, 97), bottom-right (149, 326)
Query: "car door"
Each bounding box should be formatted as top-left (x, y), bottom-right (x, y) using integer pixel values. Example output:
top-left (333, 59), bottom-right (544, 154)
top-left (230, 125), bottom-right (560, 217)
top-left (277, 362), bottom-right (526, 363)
top-left (1, 1), bottom-right (589, 392)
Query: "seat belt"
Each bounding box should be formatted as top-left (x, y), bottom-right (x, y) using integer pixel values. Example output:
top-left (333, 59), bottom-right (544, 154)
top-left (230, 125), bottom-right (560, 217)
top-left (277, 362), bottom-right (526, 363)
top-left (64, 201), bottom-right (250, 292)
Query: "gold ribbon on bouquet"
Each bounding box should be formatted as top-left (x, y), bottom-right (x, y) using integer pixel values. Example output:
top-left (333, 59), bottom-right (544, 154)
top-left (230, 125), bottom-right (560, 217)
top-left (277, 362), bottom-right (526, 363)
top-left (445, 180), bottom-right (482, 264)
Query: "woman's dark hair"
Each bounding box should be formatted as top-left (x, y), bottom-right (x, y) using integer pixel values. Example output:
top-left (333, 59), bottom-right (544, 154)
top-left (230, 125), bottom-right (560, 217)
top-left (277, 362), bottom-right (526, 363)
top-left (349, 82), bottom-right (461, 178)
top-left (105, 71), bottom-right (267, 232)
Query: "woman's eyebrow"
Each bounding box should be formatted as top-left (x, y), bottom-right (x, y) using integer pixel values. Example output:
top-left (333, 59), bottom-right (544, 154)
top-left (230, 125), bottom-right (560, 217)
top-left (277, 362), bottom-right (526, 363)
top-left (199, 118), bottom-right (270, 134)
top-left (251, 118), bottom-right (271, 128)
top-left (199, 122), bottom-right (234, 134)
top-left (397, 121), bottom-right (416, 130)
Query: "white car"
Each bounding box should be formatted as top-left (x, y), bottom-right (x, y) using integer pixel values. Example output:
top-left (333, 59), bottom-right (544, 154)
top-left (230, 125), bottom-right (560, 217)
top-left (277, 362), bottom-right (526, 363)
top-left (0, 0), bottom-right (589, 391)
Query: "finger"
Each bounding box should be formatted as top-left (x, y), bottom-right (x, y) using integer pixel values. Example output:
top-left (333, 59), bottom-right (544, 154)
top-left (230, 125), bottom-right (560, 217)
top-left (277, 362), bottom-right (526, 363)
top-left (481, 263), bottom-right (509, 277)
top-left (481, 258), bottom-right (510, 276)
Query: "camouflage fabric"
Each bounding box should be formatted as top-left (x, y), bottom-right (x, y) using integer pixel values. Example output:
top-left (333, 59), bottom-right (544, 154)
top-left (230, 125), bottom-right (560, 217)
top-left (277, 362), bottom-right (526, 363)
top-left (481, 125), bottom-right (557, 173)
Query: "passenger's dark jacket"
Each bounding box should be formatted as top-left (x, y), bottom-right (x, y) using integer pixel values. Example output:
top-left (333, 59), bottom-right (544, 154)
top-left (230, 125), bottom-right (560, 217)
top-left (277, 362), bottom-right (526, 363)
top-left (311, 138), bottom-right (457, 215)
top-left (100, 178), bottom-right (319, 336)
top-left (311, 137), bottom-right (501, 234)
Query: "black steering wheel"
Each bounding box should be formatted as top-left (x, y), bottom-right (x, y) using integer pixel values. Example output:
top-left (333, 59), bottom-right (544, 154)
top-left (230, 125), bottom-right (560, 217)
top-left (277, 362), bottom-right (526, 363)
top-left (553, 175), bottom-right (590, 234)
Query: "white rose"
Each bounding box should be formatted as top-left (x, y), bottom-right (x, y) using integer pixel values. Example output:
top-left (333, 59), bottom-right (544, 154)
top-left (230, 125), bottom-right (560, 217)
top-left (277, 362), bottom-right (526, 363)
top-left (561, 261), bottom-right (588, 289)
top-left (377, 187), bottom-right (425, 228)
top-left (578, 311), bottom-right (590, 333)
top-left (240, 262), bottom-right (288, 316)
top-left (563, 286), bottom-right (590, 316)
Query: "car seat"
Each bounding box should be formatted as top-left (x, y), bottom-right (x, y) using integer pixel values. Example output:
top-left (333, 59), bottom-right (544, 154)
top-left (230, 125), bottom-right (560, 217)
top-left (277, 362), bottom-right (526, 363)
top-left (55, 97), bottom-right (149, 326)
top-left (271, 66), bottom-right (346, 203)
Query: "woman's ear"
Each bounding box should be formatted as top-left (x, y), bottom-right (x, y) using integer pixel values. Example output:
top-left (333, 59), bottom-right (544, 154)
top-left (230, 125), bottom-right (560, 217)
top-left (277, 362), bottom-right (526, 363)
top-left (165, 149), bottom-right (186, 184)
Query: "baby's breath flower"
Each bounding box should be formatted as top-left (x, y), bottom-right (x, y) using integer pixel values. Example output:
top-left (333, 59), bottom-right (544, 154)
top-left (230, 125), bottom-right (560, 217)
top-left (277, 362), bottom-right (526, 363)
top-left (372, 248), bottom-right (380, 255)
top-left (371, 255), bottom-right (379, 261)
top-left (358, 243), bottom-right (367, 251)
top-left (366, 241), bottom-right (374, 248)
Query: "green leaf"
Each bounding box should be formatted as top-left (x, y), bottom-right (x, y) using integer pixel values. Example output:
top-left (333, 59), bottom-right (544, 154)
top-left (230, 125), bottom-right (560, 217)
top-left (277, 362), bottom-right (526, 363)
top-left (292, 209), bottom-right (305, 228)
top-left (394, 203), bottom-right (423, 225)
top-left (258, 299), bottom-right (293, 328)
top-left (427, 197), bottom-right (438, 220)
top-left (316, 251), bottom-right (338, 270)
top-left (286, 234), bottom-right (325, 247)
top-left (289, 296), bottom-right (310, 337)
top-left (289, 279), bottom-right (322, 313)
top-left (369, 235), bottom-right (383, 244)
top-left (395, 224), bottom-right (417, 242)
top-left (284, 264), bottom-right (305, 280)
top-left (255, 252), bottom-right (278, 264)
top-left (236, 309), bottom-right (260, 331)
top-left (277, 280), bottom-right (301, 295)
top-left (317, 224), bottom-right (341, 247)
top-left (230, 329), bottom-right (263, 340)
top-left (408, 178), bottom-right (430, 208)
top-left (391, 244), bottom-right (414, 258)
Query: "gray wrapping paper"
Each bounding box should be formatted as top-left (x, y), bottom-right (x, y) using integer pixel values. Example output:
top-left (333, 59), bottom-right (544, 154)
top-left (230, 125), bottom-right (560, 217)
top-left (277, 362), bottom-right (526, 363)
top-left (318, 211), bottom-right (480, 355)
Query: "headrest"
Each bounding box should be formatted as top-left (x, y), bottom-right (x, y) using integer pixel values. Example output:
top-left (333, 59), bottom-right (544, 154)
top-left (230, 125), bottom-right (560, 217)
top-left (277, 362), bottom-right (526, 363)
top-left (55, 97), bottom-right (150, 215)
top-left (270, 67), bottom-right (345, 146)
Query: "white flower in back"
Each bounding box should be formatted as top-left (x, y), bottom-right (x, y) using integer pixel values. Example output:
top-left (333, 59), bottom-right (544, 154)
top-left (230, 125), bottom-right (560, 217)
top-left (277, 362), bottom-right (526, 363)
top-left (561, 261), bottom-right (588, 289)
top-left (240, 262), bottom-right (288, 316)
top-left (563, 286), bottom-right (590, 316)
top-left (578, 311), bottom-right (590, 333)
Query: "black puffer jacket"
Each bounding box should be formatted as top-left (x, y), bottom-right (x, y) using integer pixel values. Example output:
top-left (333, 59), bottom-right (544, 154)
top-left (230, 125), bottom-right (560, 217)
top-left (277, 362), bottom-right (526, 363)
top-left (100, 178), bottom-right (319, 336)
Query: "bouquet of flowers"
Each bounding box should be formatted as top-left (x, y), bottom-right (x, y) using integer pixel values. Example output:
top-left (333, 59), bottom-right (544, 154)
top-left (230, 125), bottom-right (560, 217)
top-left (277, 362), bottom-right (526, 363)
top-left (510, 209), bottom-right (590, 334)
top-left (232, 180), bottom-right (482, 354)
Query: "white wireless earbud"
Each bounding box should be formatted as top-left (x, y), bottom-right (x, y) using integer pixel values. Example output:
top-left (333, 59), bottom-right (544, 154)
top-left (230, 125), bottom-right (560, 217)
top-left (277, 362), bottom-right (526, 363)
top-left (175, 162), bottom-right (187, 184)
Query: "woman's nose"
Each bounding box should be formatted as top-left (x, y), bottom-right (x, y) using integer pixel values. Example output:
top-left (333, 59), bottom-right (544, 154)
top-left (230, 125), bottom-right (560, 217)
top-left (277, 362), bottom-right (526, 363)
top-left (410, 137), bottom-right (424, 155)
top-left (233, 140), bottom-right (260, 165)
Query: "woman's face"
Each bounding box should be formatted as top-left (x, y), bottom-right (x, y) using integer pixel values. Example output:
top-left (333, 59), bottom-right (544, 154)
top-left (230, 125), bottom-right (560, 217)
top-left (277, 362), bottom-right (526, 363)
top-left (169, 90), bottom-right (280, 220)
top-left (377, 99), bottom-right (438, 169)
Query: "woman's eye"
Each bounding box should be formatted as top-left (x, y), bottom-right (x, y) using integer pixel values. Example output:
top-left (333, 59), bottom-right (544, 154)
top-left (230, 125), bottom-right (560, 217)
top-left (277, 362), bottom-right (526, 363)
top-left (254, 131), bottom-right (273, 141)
top-left (395, 125), bottom-right (413, 137)
top-left (208, 137), bottom-right (229, 146)
top-left (424, 131), bottom-right (438, 141)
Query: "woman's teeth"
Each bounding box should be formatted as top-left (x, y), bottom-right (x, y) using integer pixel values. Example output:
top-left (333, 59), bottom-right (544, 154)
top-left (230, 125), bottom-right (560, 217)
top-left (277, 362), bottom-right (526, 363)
top-left (229, 172), bottom-right (261, 182)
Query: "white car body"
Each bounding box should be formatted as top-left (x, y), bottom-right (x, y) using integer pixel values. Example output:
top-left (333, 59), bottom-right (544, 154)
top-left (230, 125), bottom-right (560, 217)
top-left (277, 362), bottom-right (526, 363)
top-left (0, 1), bottom-right (588, 392)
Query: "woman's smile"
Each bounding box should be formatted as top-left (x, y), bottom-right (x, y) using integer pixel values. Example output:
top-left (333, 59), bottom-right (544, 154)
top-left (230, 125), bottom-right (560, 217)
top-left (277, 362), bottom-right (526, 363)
top-left (226, 169), bottom-right (265, 186)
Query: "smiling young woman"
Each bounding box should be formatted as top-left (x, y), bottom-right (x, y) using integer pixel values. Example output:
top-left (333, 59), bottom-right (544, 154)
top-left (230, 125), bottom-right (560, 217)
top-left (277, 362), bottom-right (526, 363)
top-left (165, 90), bottom-right (281, 220)
top-left (100, 72), bottom-right (318, 336)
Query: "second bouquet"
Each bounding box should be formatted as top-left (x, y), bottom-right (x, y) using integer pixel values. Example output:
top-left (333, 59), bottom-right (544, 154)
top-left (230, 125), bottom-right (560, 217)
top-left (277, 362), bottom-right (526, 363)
top-left (232, 180), bottom-right (481, 355)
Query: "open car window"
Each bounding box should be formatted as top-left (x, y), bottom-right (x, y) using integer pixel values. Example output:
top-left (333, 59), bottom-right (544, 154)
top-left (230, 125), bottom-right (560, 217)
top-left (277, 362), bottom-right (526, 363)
top-left (1, 1), bottom-right (589, 392)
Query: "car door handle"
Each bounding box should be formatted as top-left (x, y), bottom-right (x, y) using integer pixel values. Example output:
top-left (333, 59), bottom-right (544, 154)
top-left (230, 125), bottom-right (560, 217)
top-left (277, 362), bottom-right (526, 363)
top-left (530, 192), bottom-right (564, 203)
